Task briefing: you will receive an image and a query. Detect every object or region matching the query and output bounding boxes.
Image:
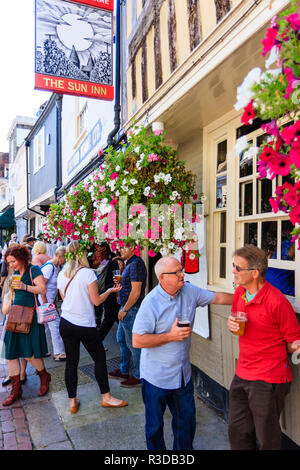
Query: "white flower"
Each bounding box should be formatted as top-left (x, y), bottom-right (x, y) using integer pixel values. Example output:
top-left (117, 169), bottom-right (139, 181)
top-left (143, 186), bottom-right (151, 196)
top-left (122, 185), bottom-right (129, 192)
top-left (154, 174), bottom-right (160, 183)
top-left (234, 67), bottom-right (262, 111)
top-left (124, 170), bottom-right (129, 175)
top-left (134, 146), bottom-right (140, 154)
top-left (265, 45), bottom-right (279, 69)
top-left (128, 189), bottom-right (134, 195)
top-left (164, 174), bottom-right (172, 184)
top-left (189, 253), bottom-right (196, 260)
top-left (168, 242), bottom-right (174, 250)
top-left (136, 161), bottom-right (141, 170)
top-left (116, 165), bottom-right (120, 171)
top-left (160, 247), bottom-right (169, 256)
top-left (235, 136), bottom-right (248, 155)
top-left (130, 178), bottom-right (138, 185)
top-left (115, 190), bottom-right (120, 197)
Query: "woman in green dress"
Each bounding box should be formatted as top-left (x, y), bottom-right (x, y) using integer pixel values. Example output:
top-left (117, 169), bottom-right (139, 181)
top-left (3, 244), bottom-right (51, 406)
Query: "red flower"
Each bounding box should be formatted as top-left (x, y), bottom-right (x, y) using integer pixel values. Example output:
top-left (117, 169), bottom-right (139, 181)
top-left (290, 140), bottom-right (300, 168)
top-left (269, 197), bottom-right (280, 213)
top-left (268, 154), bottom-right (291, 177)
top-left (284, 187), bottom-right (298, 207)
top-left (289, 205), bottom-right (300, 226)
top-left (259, 145), bottom-right (279, 163)
top-left (262, 26), bottom-right (279, 56)
top-left (241, 101), bottom-right (256, 125)
top-left (281, 121), bottom-right (300, 144)
top-left (286, 13), bottom-right (300, 31)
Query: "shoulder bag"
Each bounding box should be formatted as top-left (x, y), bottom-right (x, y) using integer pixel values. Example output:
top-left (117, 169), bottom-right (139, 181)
top-left (29, 268), bottom-right (57, 325)
top-left (5, 268), bottom-right (35, 334)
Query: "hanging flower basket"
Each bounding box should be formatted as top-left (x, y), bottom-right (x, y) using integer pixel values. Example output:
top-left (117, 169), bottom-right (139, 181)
top-left (44, 125), bottom-right (204, 259)
top-left (235, 0), bottom-right (300, 247)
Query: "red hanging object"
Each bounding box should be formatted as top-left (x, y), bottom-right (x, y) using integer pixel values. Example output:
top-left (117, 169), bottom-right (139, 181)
top-left (181, 249), bottom-right (199, 274)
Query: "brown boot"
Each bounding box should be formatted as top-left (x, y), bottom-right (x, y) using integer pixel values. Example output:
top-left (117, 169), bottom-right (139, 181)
top-left (2, 375), bottom-right (22, 406)
top-left (37, 368), bottom-right (51, 396)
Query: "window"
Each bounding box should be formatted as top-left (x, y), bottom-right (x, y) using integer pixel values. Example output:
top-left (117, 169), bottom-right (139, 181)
top-left (33, 126), bottom-right (45, 173)
top-left (214, 138), bottom-right (228, 282)
top-left (237, 125), bottom-right (295, 297)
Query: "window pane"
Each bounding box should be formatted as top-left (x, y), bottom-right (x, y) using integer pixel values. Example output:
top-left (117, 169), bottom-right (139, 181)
top-left (281, 220), bottom-right (295, 261)
top-left (244, 223), bottom-right (257, 246)
top-left (240, 140), bottom-right (253, 177)
top-left (219, 247), bottom-right (226, 278)
top-left (266, 219), bottom-right (295, 296)
top-left (257, 178), bottom-right (272, 213)
top-left (220, 212), bottom-right (226, 243)
top-left (216, 176), bottom-right (227, 208)
top-left (261, 221), bottom-right (277, 259)
top-left (217, 140), bottom-right (227, 173)
top-left (239, 182), bottom-right (253, 216)
top-left (256, 133), bottom-right (268, 148)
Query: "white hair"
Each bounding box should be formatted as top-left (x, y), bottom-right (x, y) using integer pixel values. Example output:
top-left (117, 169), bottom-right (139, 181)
top-left (154, 256), bottom-right (180, 279)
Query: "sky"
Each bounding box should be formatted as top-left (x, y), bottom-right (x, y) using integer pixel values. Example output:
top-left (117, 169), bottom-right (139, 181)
top-left (0, 0), bottom-right (51, 152)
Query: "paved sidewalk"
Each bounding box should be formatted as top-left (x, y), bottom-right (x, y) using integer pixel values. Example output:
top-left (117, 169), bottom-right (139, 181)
top-left (0, 321), bottom-right (230, 451)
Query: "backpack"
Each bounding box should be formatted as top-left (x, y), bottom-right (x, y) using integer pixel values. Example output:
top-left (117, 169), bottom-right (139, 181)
top-left (96, 263), bottom-right (109, 294)
top-left (41, 262), bottom-right (55, 279)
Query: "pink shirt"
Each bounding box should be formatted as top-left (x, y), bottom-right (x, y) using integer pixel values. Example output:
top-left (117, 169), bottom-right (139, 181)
top-left (32, 253), bottom-right (51, 267)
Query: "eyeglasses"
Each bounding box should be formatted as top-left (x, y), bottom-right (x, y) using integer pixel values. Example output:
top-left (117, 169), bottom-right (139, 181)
top-left (162, 268), bottom-right (184, 277)
top-left (232, 262), bottom-right (256, 273)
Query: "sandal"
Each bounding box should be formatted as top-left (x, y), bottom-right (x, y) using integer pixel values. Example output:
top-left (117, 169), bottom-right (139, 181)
top-left (53, 354), bottom-right (66, 361)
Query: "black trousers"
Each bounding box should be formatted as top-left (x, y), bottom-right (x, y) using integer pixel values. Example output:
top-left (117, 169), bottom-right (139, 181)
top-left (228, 374), bottom-right (291, 450)
top-left (59, 317), bottom-right (110, 398)
top-left (96, 302), bottom-right (120, 341)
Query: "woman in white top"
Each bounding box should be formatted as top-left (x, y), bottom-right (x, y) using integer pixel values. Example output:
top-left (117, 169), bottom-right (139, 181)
top-left (39, 246), bottom-right (66, 361)
top-left (57, 241), bottom-right (127, 414)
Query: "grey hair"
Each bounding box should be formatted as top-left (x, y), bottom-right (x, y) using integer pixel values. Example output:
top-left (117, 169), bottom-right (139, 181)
top-left (55, 246), bottom-right (66, 257)
top-left (233, 245), bottom-right (268, 278)
top-left (154, 256), bottom-right (179, 279)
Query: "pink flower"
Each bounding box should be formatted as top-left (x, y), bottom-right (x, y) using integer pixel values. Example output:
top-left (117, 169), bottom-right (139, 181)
top-left (111, 172), bottom-right (119, 179)
top-left (98, 148), bottom-right (104, 157)
top-left (289, 205), bottom-right (300, 226)
top-left (268, 154), bottom-right (291, 178)
top-left (286, 13), bottom-right (300, 31)
top-left (262, 26), bottom-right (279, 56)
top-left (154, 129), bottom-right (163, 136)
top-left (110, 198), bottom-right (118, 206)
top-left (284, 67), bottom-right (297, 99)
top-left (148, 153), bottom-right (160, 162)
top-left (100, 185), bottom-right (106, 192)
top-left (290, 140), bottom-right (300, 168)
top-left (148, 249), bottom-right (157, 257)
top-left (281, 121), bottom-right (300, 144)
top-left (284, 187), bottom-right (298, 207)
top-left (269, 197), bottom-right (280, 213)
top-left (261, 119), bottom-right (280, 137)
top-left (241, 101), bottom-right (255, 125)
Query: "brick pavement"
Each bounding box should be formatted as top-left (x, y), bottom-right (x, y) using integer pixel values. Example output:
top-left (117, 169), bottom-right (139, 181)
top-left (0, 335), bottom-right (33, 450)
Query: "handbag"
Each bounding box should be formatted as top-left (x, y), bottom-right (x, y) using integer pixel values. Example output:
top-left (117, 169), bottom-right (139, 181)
top-left (5, 267), bottom-right (36, 334)
top-left (5, 305), bottom-right (35, 334)
top-left (29, 268), bottom-right (57, 324)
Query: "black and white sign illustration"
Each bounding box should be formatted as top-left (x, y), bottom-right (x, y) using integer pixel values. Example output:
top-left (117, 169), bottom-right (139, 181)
top-left (35, 0), bottom-right (113, 86)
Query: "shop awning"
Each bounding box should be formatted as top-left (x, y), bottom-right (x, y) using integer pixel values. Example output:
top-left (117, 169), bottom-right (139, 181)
top-left (0, 208), bottom-right (15, 229)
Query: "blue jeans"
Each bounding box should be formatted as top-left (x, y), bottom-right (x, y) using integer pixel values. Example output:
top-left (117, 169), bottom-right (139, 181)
top-left (116, 306), bottom-right (141, 379)
top-left (142, 378), bottom-right (196, 450)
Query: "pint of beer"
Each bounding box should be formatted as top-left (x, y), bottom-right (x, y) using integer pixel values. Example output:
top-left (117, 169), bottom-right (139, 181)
top-left (113, 270), bottom-right (121, 283)
top-left (232, 311), bottom-right (247, 336)
top-left (11, 274), bottom-right (21, 289)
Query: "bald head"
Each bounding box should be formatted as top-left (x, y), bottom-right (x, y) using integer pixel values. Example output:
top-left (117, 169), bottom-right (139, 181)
top-left (154, 256), bottom-right (180, 279)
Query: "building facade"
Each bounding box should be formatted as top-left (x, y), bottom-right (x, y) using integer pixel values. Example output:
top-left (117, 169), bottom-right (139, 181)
top-left (121, 0), bottom-right (300, 446)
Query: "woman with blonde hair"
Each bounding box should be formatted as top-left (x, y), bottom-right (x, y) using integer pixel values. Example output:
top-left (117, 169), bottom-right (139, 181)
top-left (32, 241), bottom-right (51, 267)
top-left (57, 241), bottom-right (128, 414)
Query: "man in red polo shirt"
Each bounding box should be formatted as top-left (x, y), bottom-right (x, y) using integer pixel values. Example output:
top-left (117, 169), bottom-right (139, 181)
top-left (227, 245), bottom-right (300, 450)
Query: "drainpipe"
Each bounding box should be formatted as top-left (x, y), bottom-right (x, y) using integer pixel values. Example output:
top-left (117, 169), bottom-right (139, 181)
top-left (54, 95), bottom-right (62, 203)
top-left (25, 140), bottom-right (46, 219)
top-left (107, 0), bottom-right (122, 147)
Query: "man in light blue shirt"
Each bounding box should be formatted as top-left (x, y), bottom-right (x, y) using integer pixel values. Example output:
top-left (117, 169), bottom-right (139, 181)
top-left (132, 256), bottom-right (233, 450)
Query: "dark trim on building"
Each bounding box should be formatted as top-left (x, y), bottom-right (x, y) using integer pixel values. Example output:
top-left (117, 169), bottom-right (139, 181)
top-left (168, 0), bottom-right (177, 73)
top-left (214, 0), bottom-right (232, 23)
top-left (187, 0), bottom-right (201, 52)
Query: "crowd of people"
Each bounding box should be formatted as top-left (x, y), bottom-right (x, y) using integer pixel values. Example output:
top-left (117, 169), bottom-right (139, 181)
top-left (0, 235), bottom-right (300, 451)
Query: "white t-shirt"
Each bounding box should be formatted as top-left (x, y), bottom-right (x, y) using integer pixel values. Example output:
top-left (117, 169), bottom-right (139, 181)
top-left (40, 262), bottom-right (58, 303)
top-left (57, 267), bottom-right (97, 327)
